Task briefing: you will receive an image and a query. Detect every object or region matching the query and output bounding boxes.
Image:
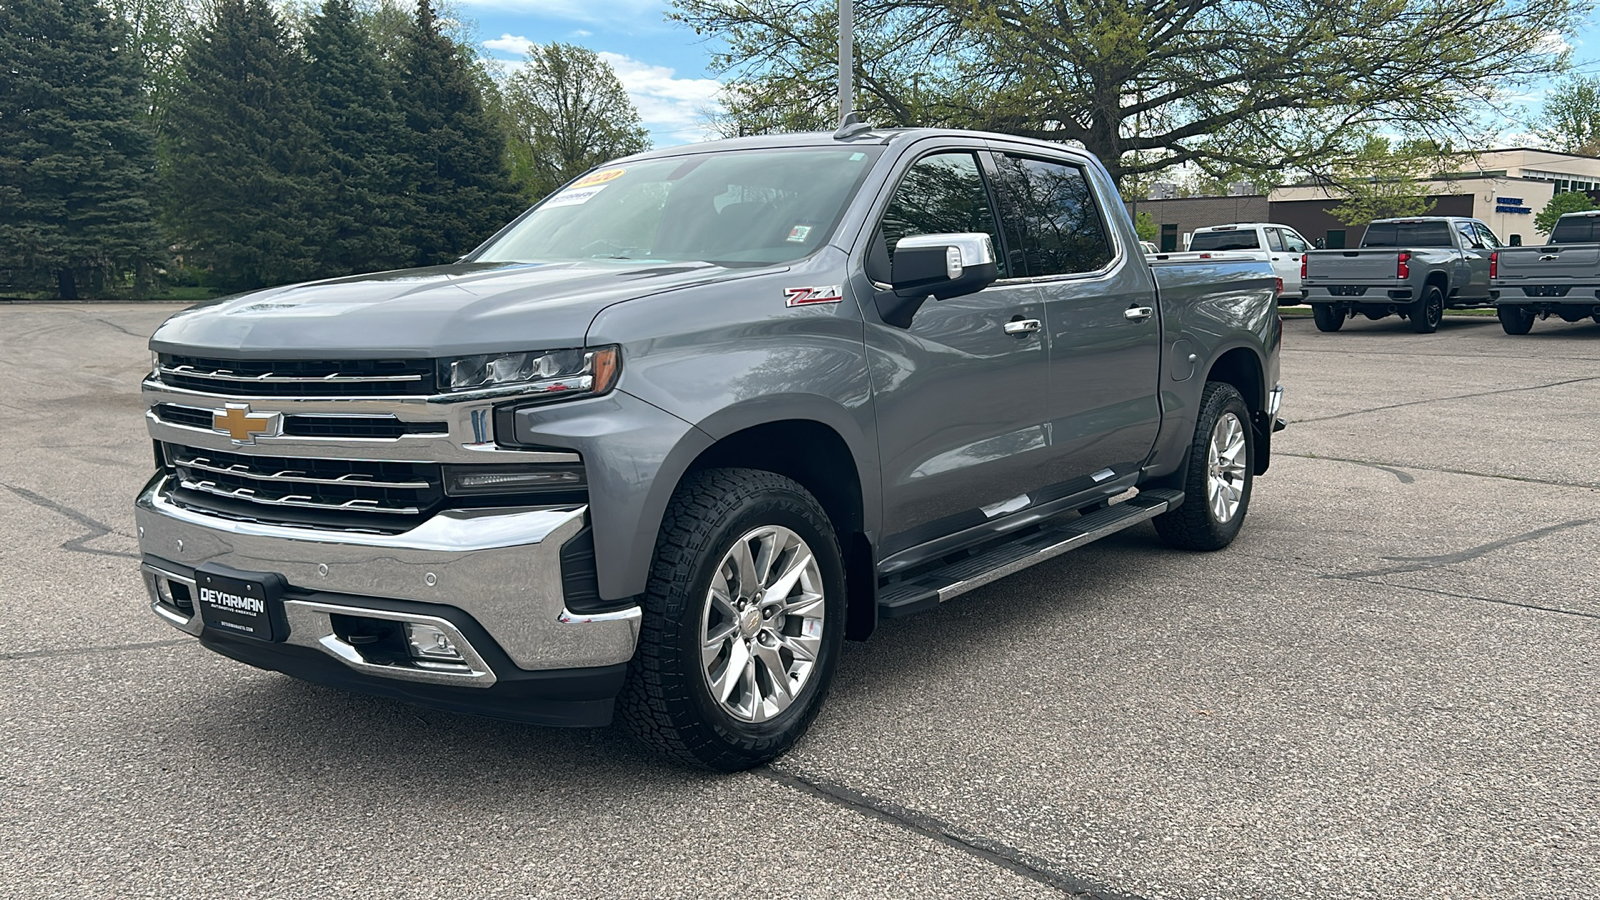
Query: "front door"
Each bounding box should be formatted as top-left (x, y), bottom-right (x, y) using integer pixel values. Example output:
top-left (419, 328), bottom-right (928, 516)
top-left (862, 149), bottom-right (1053, 557)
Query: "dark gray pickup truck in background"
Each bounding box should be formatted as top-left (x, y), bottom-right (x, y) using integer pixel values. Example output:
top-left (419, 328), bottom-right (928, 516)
top-left (1492, 210), bottom-right (1600, 334)
top-left (135, 128), bottom-right (1285, 770)
top-left (1302, 216), bottom-right (1502, 333)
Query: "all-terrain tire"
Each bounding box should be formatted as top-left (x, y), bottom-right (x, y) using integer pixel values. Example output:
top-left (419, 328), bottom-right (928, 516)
top-left (619, 467), bottom-right (846, 771)
top-left (1411, 285), bottom-right (1444, 334)
top-left (1312, 304), bottom-right (1344, 332)
top-left (1153, 382), bottom-right (1254, 551)
top-left (1498, 304), bottom-right (1535, 335)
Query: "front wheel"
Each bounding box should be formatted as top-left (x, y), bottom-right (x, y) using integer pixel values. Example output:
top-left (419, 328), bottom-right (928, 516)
top-left (1411, 285), bottom-right (1444, 333)
top-left (1312, 304), bottom-right (1344, 332)
top-left (620, 468), bottom-right (846, 771)
top-left (1153, 382), bottom-right (1253, 551)
top-left (1498, 305), bottom-right (1535, 335)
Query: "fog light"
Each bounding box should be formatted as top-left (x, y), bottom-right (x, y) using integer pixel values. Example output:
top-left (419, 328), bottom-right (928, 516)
top-left (405, 623), bottom-right (465, 662)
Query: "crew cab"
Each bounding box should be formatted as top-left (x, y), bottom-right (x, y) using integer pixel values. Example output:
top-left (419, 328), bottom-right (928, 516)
top-left (1491, 210), bottom-right (1600, 334)
top-left (134, 128), bottom-right (1285, 771)
top-left (1180, 223), bottom-right (1314, 301)
top-left (1302, 216), bottom-right (1502, 333)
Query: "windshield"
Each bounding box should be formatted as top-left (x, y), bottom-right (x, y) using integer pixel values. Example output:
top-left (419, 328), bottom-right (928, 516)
top-left (475, 147), bottom-right (884, 267)
top-left (1361, 221), bottom-right (1452, 248)
top-left (1188, 230), bottom-right (1260, 251)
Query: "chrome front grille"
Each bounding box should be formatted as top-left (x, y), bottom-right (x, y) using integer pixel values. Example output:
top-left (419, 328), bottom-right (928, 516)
top-left (157, 354), bottom-right (436, 397)
top-left (163, 443), bottom-right (442, 531)
top-left (152, 403), bottom-right (447, 439)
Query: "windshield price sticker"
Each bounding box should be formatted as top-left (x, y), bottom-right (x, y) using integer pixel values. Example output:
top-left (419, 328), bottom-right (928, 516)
top-left (543, 185), bottom-right (610, 208)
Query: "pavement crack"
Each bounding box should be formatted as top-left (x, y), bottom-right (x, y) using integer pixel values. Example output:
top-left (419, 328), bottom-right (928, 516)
top-left (758, 766), bottom-right (1144, 900)
top-left (0, 638), bottom-right (192, 662)
top-left (1341, 518), bottom-right (1593, 577)
top-left (1279, 453), bottom-right (1600, 491)
top-left (1324, 574), bottom-right (1600, 621)
top-left (1, 482), bottom-right (140, 559)
top-left (1292, 374), bottom-right (1600, 424)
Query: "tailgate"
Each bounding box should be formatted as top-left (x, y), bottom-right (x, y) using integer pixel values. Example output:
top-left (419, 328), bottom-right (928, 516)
top-left (1304, 250), bottom-right (1397, 282)
top-left (1495, 245), bottom-right (1600, 283)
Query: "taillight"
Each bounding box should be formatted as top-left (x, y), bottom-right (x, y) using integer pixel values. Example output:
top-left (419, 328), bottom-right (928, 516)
top-left (1490, 251), bottom-right (1497, 278)
top-left (1301, 256), bottom-right (1307, 279)
top-left (1397, 251), bottom-right (1410, 279)
top-left (1275, 276), bottom-right (1284, 296)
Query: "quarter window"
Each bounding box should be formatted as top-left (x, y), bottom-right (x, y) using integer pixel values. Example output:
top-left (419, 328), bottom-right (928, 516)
top-left (870, 151), bottom-right (1005, 282)
top-left (1265, 228), bottom-right (1286, 252)
top-left (991, 155), bottom-right (1113, 277)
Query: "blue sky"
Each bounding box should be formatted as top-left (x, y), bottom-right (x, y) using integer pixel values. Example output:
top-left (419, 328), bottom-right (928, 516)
top-left (461, 0), bottom-right (1600, 149)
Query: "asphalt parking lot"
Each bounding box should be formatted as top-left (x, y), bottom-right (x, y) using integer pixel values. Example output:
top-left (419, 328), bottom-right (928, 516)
top-left (2, 303), bottom-right (1596, 899)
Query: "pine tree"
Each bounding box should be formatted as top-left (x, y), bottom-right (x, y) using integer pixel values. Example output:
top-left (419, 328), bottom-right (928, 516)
top-left (0, 0), bottom-right (164, 298)
top-left (161, 0), bottom-right (324, 291)
top-left (393, 0), bottom-right (525, 266)
top-left (304, 0), bottom-right (413, 275)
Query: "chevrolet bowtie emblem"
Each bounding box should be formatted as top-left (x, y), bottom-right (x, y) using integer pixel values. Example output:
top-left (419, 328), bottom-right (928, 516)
top-left (212, 404), bottom-right (281, 444)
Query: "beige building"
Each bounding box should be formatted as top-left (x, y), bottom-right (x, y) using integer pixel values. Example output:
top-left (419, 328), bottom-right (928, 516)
top-left (1137, 149), bottom-right (1600, 250)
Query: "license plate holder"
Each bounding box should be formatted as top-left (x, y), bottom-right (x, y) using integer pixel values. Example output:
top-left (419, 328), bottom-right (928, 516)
top-left (194, 564), bottom-right (287, 641)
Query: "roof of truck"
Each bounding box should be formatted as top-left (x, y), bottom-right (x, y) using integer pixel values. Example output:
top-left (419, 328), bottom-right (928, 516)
top-left (615, 127), bottom-right (1094, 162)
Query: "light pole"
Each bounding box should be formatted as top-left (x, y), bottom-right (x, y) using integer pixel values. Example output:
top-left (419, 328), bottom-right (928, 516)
top-left (838, 0), bottom-right (853, 125)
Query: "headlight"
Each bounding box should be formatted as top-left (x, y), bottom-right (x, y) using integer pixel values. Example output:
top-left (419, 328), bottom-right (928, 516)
top-left (441, 463), bottom-right (586, 497)
top-left (439, 346), bottom-right (621, 399)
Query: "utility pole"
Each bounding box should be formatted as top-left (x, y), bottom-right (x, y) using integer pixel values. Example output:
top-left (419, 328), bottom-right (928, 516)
top-left (838, 0), bottom-right (853, 124)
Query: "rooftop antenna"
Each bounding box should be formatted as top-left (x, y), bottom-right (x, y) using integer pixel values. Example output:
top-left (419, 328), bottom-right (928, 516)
top-left (833, 0), bottom-right (872, 139)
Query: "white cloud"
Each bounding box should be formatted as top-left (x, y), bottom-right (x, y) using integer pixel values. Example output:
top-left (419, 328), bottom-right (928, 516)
top-left (1537, 30), bottom-right (1573, 56)
top-left (483, 33), bottom-right (535, 56)
top-left (598, 52), bottom-right (724, 145)
top-left (572, 29), bottom-right (592, 37)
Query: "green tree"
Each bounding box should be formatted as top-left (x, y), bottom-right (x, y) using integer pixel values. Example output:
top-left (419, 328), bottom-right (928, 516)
top-left (1327, 136), bottom-right (1442, 226)
top-left (1133, 211), bottom-right (1157, 243)
top-left (503, 43), bottom-right (651, 199)
top-left (304, 0), bottom-right (413, 274)
top-left (393, 0), bottom-right (526, 265)
top-left (675, 0), bottom-right (1583, 188)
top-left (161, 0), bottom-right (325, 291)
top-left (0, 0), bottom-right (164, 298)
top-left (1535, 190), bottom-right (1597, 234)
top-left (1534, 76), bottom-right (1600, 156)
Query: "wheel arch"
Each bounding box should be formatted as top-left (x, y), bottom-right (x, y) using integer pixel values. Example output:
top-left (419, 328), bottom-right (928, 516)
top-left (1202, 344), bottom-right (1273, 476)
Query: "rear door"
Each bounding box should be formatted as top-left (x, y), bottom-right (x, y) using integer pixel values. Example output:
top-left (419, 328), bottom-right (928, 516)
top-left (985, 147), bottom-right (1161, 493)
top-left (860, 146), bottom-right (1055, 556)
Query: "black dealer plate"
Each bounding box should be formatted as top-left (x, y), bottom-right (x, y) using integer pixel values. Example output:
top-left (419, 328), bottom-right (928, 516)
top-left (195, 567), bottom-right (281, 641)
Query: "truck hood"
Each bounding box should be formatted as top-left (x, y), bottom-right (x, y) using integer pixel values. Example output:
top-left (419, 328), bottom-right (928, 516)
top-left (149, 260), bottom-right (761, 358)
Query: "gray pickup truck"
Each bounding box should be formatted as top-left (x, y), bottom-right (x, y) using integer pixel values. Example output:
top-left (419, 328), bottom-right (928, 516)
top-left (1302, 216), bottom-right (1502, 333)
top-left (135, 128), bottom-right (1285, 770)
top-left (1491, 210), bottom-right (1600, 334)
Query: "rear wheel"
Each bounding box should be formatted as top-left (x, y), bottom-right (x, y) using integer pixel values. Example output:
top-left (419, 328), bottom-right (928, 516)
top-left (1312, 304), bottom-right (1344, 332)
top-left (1498, 304), bottom-right (1535, 335)
top-left (620, 468), bottom-right (845, 771)
top-left (1411, 285), bottom-right (1444, 333)
top-left (1154, 382), bottom-right (1253, 551)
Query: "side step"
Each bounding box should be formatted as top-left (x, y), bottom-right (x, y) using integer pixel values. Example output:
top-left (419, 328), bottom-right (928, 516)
top-left (876, 488), bottom-right (1183, 619)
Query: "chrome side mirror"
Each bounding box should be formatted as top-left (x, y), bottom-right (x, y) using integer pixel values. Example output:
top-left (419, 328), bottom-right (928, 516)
top-left (877, 233), bottom-right (1001, 327)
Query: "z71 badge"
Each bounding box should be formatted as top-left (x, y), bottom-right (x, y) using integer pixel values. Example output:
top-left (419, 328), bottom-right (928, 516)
top-left (784, 286), bottom-right (844, 307)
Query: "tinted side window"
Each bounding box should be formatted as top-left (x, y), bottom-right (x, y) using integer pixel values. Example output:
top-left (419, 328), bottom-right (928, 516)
top-left (1265, 228), bottom-right (1287, 252)
top-left (1281, 230), bottom-right (1309, 253)
top-left (1474, 223), bottom-right (1502, 249)
top-left (872, 152), bottom-right (1004, 281)
top-left (991, 155), bottom-right (1113, 276)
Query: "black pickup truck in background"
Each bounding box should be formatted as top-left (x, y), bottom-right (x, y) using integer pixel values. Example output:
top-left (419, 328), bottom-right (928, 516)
top-left (1492, 210), bottom-right (1600, 334)
top-left (1302, 217), bottom-right (1502, 334)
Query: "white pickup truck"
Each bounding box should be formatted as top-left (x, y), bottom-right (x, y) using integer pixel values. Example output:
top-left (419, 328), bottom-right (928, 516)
top-left (1165, 223), bottom-right (1314, 301)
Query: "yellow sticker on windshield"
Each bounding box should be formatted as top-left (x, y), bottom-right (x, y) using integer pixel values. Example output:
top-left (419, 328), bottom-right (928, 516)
top-left (573, 168), bottom-right (626, 188)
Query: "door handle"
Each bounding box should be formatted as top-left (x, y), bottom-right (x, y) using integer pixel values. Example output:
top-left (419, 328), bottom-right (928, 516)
top-left (1003, 318), bottom-right (1042, 335)
top-left (1124, 306), bottom-right (1154, 322)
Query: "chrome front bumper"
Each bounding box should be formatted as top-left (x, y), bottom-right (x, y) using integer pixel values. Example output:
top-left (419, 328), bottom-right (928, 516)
top-left (135, 476), bottom-right (641, 684)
